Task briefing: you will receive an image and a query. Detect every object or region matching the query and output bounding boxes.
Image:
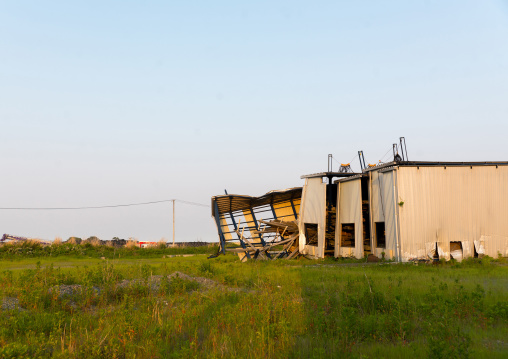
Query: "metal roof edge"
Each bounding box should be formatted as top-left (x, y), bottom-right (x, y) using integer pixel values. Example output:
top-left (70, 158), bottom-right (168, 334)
top-left (300, 172), bottom-right (359, 179)
top-left (334, 174), bottom-right (366, 183)
top-left (264, 186), bottom-right (303, 194)
top-left (211, 194), bottom-right (254, 200)
top-left (211, 187), bottom-right (303, 216)
top-left (361, 161), bottom-right (508, 173)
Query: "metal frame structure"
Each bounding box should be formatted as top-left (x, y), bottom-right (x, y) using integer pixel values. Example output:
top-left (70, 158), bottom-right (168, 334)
top-left (211, 187), bottom-right (302, 260)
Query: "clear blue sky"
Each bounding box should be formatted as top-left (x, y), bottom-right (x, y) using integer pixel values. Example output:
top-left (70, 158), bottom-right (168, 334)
top-left (1, 1), bottom-right (507, 242)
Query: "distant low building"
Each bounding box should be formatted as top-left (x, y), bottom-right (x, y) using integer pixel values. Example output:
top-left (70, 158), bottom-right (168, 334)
top-left (0, 234), bottom-right (50, 245)
top-left (138, 241), bottom-right (158, 248)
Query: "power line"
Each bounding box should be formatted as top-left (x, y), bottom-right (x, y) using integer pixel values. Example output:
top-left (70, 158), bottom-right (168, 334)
top-left (379, 146), bottom-right (394, 163)
top-left (329, 153), bottom-right (358, 171)
top-left (0, 199), bottom-right (209, 210)
top-left (348, 154), bottom-right (358, 166)
top-left (175, 200), bottom-right (209, 208)
top-left (331, 156), bottom-right (343, 166)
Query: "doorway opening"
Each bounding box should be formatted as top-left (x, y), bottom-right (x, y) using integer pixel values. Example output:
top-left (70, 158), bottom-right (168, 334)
top-left (341, 223), bottom-right (355, 248)
top-left (450, 241), bottom-right (463, 261)
top-left (375, 222), bottom-right (386, 248)
top-left (304, 223), bottom-right (318, 246)
top-left (361, 177), bottom-right (371, 255)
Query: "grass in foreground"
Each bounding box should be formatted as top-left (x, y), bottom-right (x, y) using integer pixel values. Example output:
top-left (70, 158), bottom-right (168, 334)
top-left (0, 255), bottom-right (507, 358)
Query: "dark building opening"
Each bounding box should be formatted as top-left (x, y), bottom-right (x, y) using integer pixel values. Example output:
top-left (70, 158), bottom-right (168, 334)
top-left (361, 177), bottom-right (371, 255)
top-left (304, 223), bottom-right (318, 246)
top-left (341, 223), bottom-right (355, 247)
top-left (375, 222), bottom-right (386, 248)
top-left (433, 243), bottom-right (440, 262)
top-left (325, 181), bottom-right (338, 254)
top-left (450, 241), bottom-right (463, 261)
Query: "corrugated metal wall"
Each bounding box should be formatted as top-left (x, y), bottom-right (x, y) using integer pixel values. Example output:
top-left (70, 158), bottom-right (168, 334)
top-left (369, 170), bottom-right (399, 260)
top-left (397, 165), bottom-right (508, 260)
top-left (298, 178), bottom-right (327, 257)
top-left (336, 179), bottom-right (364, 258)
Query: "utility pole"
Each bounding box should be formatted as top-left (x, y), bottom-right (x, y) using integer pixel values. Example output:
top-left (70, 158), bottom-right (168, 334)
top-left (172, 200), bottom-right (175, 248)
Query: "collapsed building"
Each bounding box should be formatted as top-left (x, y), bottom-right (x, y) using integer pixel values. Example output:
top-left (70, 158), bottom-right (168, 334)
top-left (211, 142), bottom-right (508, 262)
top-left (211, 188), bottom-right (302, 261)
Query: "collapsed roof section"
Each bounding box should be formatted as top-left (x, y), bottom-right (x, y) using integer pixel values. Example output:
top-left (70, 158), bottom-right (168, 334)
top-left (211, 187), bottom-right (302, 261)
top-left (211, 187), bottom-right (302, 217)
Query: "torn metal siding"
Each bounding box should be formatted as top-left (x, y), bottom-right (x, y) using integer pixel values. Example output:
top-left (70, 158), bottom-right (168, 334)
top-left (370, 171), bottom-right (386, 223)
top-left (368, 169), bottom-right (399, 260)
top-left (335, 171), bottom-right (399, 260)
top-left (396, 165), bottom-right (508, 260)
top-left (298, 177), bottom-right (327, 258)
top-left (387, 170), bottom-right (401, 260)
top-left (370, 171), bottom-right (389, 258)
top-left (337, 178), bottom-right (363, 258)
top-left (479, 235), bottom-right (508, 257)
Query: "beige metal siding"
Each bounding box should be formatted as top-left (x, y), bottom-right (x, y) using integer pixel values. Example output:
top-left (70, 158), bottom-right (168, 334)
top-left (371, 171), bottom-right (385, 223)
top-left (369, 170), bottom-right (399, 260)
top-left (397, 166), bottom-right (508, 260)
top-left (337, 179), bottom-right (363, 258)
top-left (298, 178), bottom-right (327, 257)
top-left (382, 170), bottom-right (400, 260)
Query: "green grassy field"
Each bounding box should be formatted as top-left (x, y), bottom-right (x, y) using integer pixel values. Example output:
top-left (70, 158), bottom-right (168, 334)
top-left (0, 249), bottom-right (507, 358)
top-left (0, 241), bottom-right (216, 261)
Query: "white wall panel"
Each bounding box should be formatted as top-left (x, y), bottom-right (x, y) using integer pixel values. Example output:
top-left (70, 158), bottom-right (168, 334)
top-left (368, 170), bottom-right (399, 260)
top-left (370, 171), bottom-right (385, 223)
top-left (337, 179), bottom-right (363, 258)
top-left (381, 170), bottom-right (399, 260)
top-left (298, 178), bottom-right (326, 257)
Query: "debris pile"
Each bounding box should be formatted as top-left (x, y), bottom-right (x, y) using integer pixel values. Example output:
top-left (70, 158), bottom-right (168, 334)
top-left (226, 219), bottom-right (301, 260)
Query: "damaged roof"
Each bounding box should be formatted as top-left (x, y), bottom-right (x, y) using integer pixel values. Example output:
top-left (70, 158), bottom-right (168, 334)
top-left (212, 187), bottom-right (302, 216)
top-left (300, 171), bottom-right (359, 179)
